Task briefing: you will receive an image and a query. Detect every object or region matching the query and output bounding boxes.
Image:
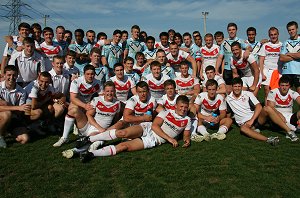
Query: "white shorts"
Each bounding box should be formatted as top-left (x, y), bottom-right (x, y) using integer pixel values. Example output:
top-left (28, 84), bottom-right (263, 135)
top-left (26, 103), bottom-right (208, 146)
top-left (282, 112), bottom-right (293, 124)
top-left (79, 123), bottom-right (99, 136)
top-left (242, 75), bottom-right (262, 88)
top-left (261, 68), bottom-right (277, 86)
top-left (140, 122), bottom-right (159, 149)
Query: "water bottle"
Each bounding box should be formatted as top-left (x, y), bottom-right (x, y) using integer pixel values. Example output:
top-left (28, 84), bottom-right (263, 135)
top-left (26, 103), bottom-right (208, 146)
top-left (210, 112), bottom-right (218, 126)
top-left (145, 109), bottom-right (152, 116)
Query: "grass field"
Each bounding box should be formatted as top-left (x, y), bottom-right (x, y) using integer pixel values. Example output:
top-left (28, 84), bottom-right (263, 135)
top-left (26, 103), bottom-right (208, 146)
top-left (1, 92), bottom-right (300, 197)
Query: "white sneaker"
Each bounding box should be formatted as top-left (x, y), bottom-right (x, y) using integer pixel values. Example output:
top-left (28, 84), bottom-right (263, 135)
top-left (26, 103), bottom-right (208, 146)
top-left (73, 124), bottom-right (78, 135)
top-left (286, 131), bottom-right (299, 142)
top-left (191, 134), bottom-right (204, 142)
top-left (53, 137), bottom-right (69, 147)
top-left (203, 133), bottom-right (211, 141)
top-left (211, 132), bottom-right (226, 140)
top-left (88, 141), bottom-right (104, 152)
top-left (62, 149), bottom-right (76, 159)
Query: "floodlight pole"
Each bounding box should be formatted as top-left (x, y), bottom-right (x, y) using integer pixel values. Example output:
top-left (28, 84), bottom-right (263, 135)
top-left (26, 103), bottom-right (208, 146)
top-left (202, 12), bottom-right (209, 34)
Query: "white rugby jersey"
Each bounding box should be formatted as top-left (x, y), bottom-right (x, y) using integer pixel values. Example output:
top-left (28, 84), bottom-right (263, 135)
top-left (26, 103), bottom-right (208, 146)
top-left (155, 42), bottom-right (169, 54)
top-left (3, 36), bottom-right (40, 56)
top-left (152, 109), bottom-right (191, 144)
top-left (200, 44), bottom-right (219, 71)
top-left (8, 50), bottom-right (45, 83)
top-left (194, 92), bottom-right (226, 116)
top-left (25, 80), bottom-right (55, 103)
top-left (157, 94), bottom-right (179, 111)
top-left (175, 75), bottom-right (199, 99)
top-left (70, 76), bottom-right (102, 103)
top-left (267, 88), bottom-right (299, 114)
top-left (226, 90), bottom-right (260, 125)
top-left (143, 48), bottom-right (157, 60)
top-left (258, 42), bottom-right (282, 70)
top-left (0, 81), bottom-right (26, 106)
top-left (40, 41), bottom-right (63, 71)
top-left (49, 68), bottom-right (70, 95)
top-left (231, 50), bottom-right (256, 77)
top-left (167, 50), bottom-right (189, 73)
top-left (110, 75), bottom-right (136, 102)
top-left (125, 95), bottom-right (157, 116)
top-left (142, 73), bottom-right (170, 100)
top-left (90, 95), bottom-right (121, 129)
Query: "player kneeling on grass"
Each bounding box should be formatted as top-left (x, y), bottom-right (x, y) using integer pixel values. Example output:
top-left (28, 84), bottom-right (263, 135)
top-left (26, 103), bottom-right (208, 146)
top-left (76, 95), bottom-right (191, 163)
top-left (193, 79), bottom-right (232, 142)
top-left (226, 77), bottom-right (279, 146)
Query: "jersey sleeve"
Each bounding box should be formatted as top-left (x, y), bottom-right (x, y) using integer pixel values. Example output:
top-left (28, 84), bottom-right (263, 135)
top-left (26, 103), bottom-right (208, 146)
top-left (247, 91), bottom-right (260, 105)
top-left (185, 117), bottom-right (192, 131)
top-left (218, 96), bottom-right (227, 111)
top-left (194, 94), bottom-right (202, 105)
top-left (125, 96), bottom-right (136, 110)
top-left (28, 83), bottom-right (39, 98)
top-left (258, 44), bottom-right (266, 57)
top-left (280, 41), bottom-right (287, 55)
top-left (230, 58), bottom-right (236, 69)
top-left (247, 54), bottom-right (256, 64)
top-left (266, 89), bottom-right (276, 102)
top-left (291, 90), bottom-right (300, 100)
top-left (70, 79), bottom-right (79, 94)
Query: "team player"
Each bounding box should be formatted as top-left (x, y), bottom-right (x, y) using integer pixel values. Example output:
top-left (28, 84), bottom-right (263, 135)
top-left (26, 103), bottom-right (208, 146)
top-left (8, 37), bottom-right (45, 88)
top-left (215, 23), bottom-right (252, 93)
top-left (31, 23), bottom-right (44, 45)
top-left (201, 66), bottom-right (226, 95)
top-left (61, 81), bottom-right (122, 159)
top-left (89, 47), bottom-right (109, 85)
top-left (279, 21), bottom-right (300, 93)
top-left (167, 42), bottom-right (198, 77)
top-left (231, 41), bottom-right (260, 96)
top-left (86, 30), bottom-right (96, 45)
top-left (155, 32), bottom-right (170, 54)
top-left (68, 29), bottom-right (93, 75)
top-left (124, 25), bottom-right (146, 61)
top-left (214, 31), bottom-right (224, 46)
top-left (54, 26), bottom-right (69, 55)
top-left (77, 95), bottom-right (191, 162)
top-left (133, 52), bottom-right (146, 75)
top-left (226, 77), bottom-right (279, 146)
top-left (193, 79), bottom-right (232, 142)
top-left (101, 29), bottom-right (123, 75)
top-left (53, 65), bottom-right (102, 147)
top-left (143, 36), bottom-right (157, 67)
top-left (258, 27), bottom-right (282, 103)
top-left (168, 29), bottom-right (176, 42)
top-left (141, 61), bottom-right (170, 100)
top-left (156, 79), bottom-right (179, 113)
top-left (246, 27), bottom-right (262, 62)
top-left (64, 50), bottom-right (80, 81)
top-left (199, 33), bottom-right (220, 80)
top-left (40, 27), bottom-right (64, 71)
top-left (124, 57), bottom-right (140, 85)
top-left (0, 66), bottom-right (28, 148)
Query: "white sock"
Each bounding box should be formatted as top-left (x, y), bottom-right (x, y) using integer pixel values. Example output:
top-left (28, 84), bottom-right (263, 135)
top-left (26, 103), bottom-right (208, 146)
top-left (92, 145), bottom-right (116, 157)
top-left (89, 129), bottom-right (117, 142)
top-left (217, 125), bottom-right (228, 134)
top-left (190, 118), bottom-right (198, 135)
top-left (286, 122), bottom-right (296, 131)
top-left (62, 116), bottom-right (75, 139)
top-left (197, 125), bottom-right (209, 135)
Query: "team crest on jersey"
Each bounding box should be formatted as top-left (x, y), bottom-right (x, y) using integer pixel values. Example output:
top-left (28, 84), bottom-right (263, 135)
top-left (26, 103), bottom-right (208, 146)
top-left (79, 83), bottom-right (100, 94)
top-left (275, 93), bottom-right (292, 105)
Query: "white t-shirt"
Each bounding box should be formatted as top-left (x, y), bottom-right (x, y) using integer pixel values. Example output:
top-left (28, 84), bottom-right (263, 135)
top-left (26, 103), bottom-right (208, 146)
top-left (0, 81), bottom-right (26, 106)
top-left (49, 68), bottom-right (70, 95)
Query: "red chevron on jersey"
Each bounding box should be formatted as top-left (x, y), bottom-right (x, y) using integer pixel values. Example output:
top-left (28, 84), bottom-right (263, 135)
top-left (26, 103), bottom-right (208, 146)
top-left (232, 59), bottom-right (248, 69)
top-left (166, 112), bottom-right (188, 127)
top-left (168, 56), bottom-right (184, 65)
top-left (202, 98), bottom-right (221, 110)
top-left (201, 48), bottom-right (219, 56)
top-left (96, 101), bottom-right (120, 113)
top-left (265, 45), bottom-right (280, 53)
top-left (79, 83), bottom-right (100, 94)
top-left (148, 80), bottom-right (164, 90)
top-left (41, 46), bottom-right (61, 55)
top-left (114, 80), bottom-right (131, 91)
top-left (176, 78), bottom-right (194, 87)
top-left (165, 100), bottom-right (176, 110)
top-left (275, 93), bottom-right (292, 105)
top-left (134, 102), bottom-right (154, 113)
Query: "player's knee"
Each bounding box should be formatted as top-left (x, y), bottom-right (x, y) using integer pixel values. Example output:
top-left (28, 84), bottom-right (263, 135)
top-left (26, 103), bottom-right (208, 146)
top-left (1, 111), bottom-right (12, 121)
top-left (68, 106), bottom-right (80, 117)
top-left (117, 142), bottom-right (129, 152)
top-left (263, 106), bottom-right (272, 113)
top-left (116, 130), bottom-right (127, 138)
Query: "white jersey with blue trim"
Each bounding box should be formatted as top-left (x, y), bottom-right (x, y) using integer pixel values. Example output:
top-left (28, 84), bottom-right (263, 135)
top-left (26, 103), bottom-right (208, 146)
top-left (101, 42), bottom-right (123, 70)
top-left (125, 38), bottom-right (146, 60)
top-left (280, 37), bottom-right (300, 74)
top-left (219, 37), bottom-right (249, 70)
top-left (93, 65), bottom-right (110, 86)
top-left (247, 40), bottom-right (262, 62)
top-left (181, 43), bottom-right (201, 62)
top-left (143, 48), bottom-right (157, 60)
top-left (142, 65), bottom-right (175, 79)
top-left (68, 41), bottom-right (92, 74)
top-left (124, 70), bottom-right (140, 85)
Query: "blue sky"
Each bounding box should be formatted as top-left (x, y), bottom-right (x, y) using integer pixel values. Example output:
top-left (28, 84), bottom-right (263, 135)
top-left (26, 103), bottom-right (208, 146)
top-left (0, 0), bottom-right (299, 59)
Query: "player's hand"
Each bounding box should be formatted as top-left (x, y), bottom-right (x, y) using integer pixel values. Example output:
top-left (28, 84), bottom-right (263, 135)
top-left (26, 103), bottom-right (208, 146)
top-left (200, 74), bottom-right (205, 81)
top-left (182, 139), bottom-right (190, 148)
top-left (84, 103), bottom-right (94, 111)
top-left (168, 138), bottom-right (178, 147)
top-left (191, 74), bottom-right (196, 78)
top-left (71, 74), bottom-right (78, 81)
top-left (143, 114), bottom-right (152, 122)
top-left (212, 116), bottom-right (220, 124)
top-left (5, 36), bottom-right (13, 45)
top-left (245, 119), bottom-right (254, 127)
top-left (262, 74), bottom-right (267, 81)
top-left (249, 85), bottom-right (256, 92)
top-left (20, 104), bottom-right (31, 112)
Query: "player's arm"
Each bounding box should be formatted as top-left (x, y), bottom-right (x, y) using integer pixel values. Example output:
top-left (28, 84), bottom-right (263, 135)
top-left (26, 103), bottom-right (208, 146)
top-left (123, 108), bottom-right (151, 124)
top-left (249, 61), bottom-right (260, 91)
top-left (215, 54), bottom-right (224, 75)
top-left (0, 102), bottom-right (29, 112)
top-left (246, 103), bottom-right (262, 127)
top-left (155, 104), bottom-right (165, 114)
top-left (279, 54), bottom-right (294, 62)
top-left (70, 92), bottom-right (92, 110)
top-left (286, 52), bottom-right (300, 60)
top-left (231, 68), bottom-right (239, 78)
top-left (243, 45), bottom-right (253, 59)
top-left (123, 49), bottom-right (128, 59)
top-left (295, 96), bottom-right (300, 105)
top-left (101, 56), bottom-right (108, 67)
top-left (186, 55), bottom-right (198, 77)
top-left (219, 109), bottom-right (227, 120)
top-left (182, 129), bottom-right (191, 148)
top-left (216, 83), bottom-right (226, 95)
top-left (266, 99), bottom-right (276, 107)
top-left (86, 108), bottom-right (106, 133)
top-left (151, 116), bottom-right (178, 147)
top-left (259, 55), bottom-right (266, 81)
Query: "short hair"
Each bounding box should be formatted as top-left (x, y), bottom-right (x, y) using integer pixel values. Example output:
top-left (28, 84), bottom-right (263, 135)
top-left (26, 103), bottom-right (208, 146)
top-left (180, 60), bottom-right (189, 67)
top-left (205, 65), bottom-right (216, 73)
top-left (113, 29), bottom-right (122, 35)
top-left (279, 75), bottom-right (291, 85)
top-left (90, 47), bottom-right (101, 55)
top-left (135, 52), bottom-right (145, 59)
top-left (164, 79), bottom-right (176, 89)
top-left (268, 27), bottom-right (279, 34)
top-left (193, 31), bottom-right (201, 36)
top-left (183, 32), bottom-right (192, 38)
top-left (231, 41), bottom-right (241, 49)
top-left (227, 22), bottom-right (237, 30)
top-left (31, 23), bottom-right (41, 30)
top-left (159, 32), bottom-right (169, 38)
top-left (23, 37), bottom-right (35, 45)
top-left (86, 30), bottom-right (95, 35)
top-left (287, 21), bottom-right (298, 29)
top-left (121, 30), bottom-right (128, 36)
top-left (176, 95), bottom-right (189, 104)
top-left (124, 57), bottom-right (134, 63)
top-left (66, 50), bottom-right (76, 58)
top-left (53, 55), bottom-right (64, 62)
top-left (136, 81), bottom-right (149, 91)
top-left (83, 64), bottom-right (95, 73)
top-left (43, 27), bottom-right (54, 35)
top-left (4, 65), bottom-right (18, 74)
top-left (75, 29), bottom-right (84, 37)
top-left (174, 32), bottom-right (182, 40)
top-left (206, 79), bottom-right (218, 88)
top-left (65, 30), bottom-right (72, 37)
top-left (247, 27), bottom-right (256, 34)
top-left (232, 77), bottom-right (243, 86)
top-left (114, 63), bottom-right (124, 70)
top-left (131, 25), bottom-right (140, 31)
top-left (169, 42), bottom-right (178, 47)
top-left (56, 26), bottom-right (65, 31)
top-left (214, 31), bottom-right (224, 39)
top-left (39, 71), bottom-right (52, 79)
top-left (204, 33), bottom-right (213, 39)
top-left (103, 81), bottom-right (115, 89)
top-left (96, 32), bottom-right (107, 40)
top-left (18, 22), bottom-right (30, 31)
top-left (150, 61), bottom-right (161, 69)
top-left (156, 49), bottom-right (165, 55)
top-left (168, 29), bottom-right (175, 34)
top-left (146, 36), bottom-right (155, 43)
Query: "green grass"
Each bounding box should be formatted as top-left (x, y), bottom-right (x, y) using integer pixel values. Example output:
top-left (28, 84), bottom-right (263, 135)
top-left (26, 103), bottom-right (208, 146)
top-left (1, 89), bottom-right (300, 198)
